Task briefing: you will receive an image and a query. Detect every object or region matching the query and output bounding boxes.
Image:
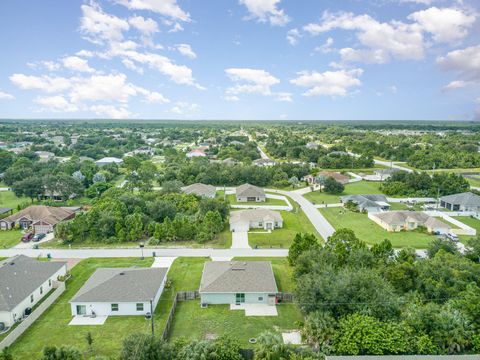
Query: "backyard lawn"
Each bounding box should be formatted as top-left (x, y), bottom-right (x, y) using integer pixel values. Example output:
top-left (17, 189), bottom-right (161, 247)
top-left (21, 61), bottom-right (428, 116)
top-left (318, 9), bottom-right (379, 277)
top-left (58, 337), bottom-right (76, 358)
top-left (0, 229), bottom-right (22, 248)
top-left (453, 216), bottom-right (480, 233)
top-left (319, 207), bottom-right (437, 248)
top-left (168, 302), bottom-right (302, 347)
top-left (248, 209), bottom-right (320, 248)
top-left (304, 181), bottom-right (383, 204)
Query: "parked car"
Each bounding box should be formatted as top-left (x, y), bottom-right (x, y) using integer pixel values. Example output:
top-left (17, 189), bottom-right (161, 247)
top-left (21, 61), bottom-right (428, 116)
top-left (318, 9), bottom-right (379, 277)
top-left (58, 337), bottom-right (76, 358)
top-left (446, 232), bottom-right (459, 242)
top-left (21, 232), bottom-right (34, 242)
top-left (32, 233), bottom-right (46, 242)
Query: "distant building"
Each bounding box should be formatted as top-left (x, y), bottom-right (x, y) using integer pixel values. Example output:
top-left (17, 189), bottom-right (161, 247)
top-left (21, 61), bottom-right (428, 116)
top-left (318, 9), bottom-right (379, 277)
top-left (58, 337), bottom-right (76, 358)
top-left (340, 194), bottom-right (390, 213)
top-left (440, 192), bottom-right (480, 212)
top-left (235, 183), bottom-right (266, 202)
top-left (186, 149), bottom-right (206, 158)
top-left (182, 183), bottom-right (216, 198)
top-left (370, 211), bottom-right (450, 233)
top-left (315, 171), bottom-right (350, 185)
top-left (0, 205), bottom-right (76, 233)
top-left (95, 157), bottom-right (123, 167)
top-left (253, 158), bottom-right (276, 167)
top-left (35, 151), bottom-right (55, 162)
top-left (306, 142), bottom-right (318, 149)
top-left (229, 209), bottom-right (283, 232)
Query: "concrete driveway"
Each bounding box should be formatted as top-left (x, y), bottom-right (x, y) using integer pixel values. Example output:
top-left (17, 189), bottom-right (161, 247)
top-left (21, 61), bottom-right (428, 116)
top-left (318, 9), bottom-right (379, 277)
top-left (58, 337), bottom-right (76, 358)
top-left (231, 232), bottom-right (251, 249)
top-left (13, 233), bottom-right (54, 249)
top-left (69, 316), bottom-right (108, 326)
top-left (151, 256), bottom-right (177, 269)
top-left (230, 303), bottom-right (278, 316)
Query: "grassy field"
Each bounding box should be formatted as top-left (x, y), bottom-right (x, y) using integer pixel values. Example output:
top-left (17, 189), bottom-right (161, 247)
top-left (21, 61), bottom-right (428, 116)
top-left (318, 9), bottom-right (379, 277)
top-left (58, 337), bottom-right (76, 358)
top-left (248, 209), bottom-right (320, 248)
top-left (168, 302), bottom-right (302, 346)
top-left (9, 257), bottom-right (158, 360)
top-left (0, 229), bottom-right (22, 248)
top-left (0, 191), bottom-right (30, 210)
top-left (319, 207), bottom-right (436, 248)
top-left (453, 216), bottom-right (480, 233)
top-left (304, 181), bottom-right (383, 204)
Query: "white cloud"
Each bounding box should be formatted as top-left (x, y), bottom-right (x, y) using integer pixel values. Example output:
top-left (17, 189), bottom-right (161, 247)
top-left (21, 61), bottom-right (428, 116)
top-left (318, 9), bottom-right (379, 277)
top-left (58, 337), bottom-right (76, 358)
top-left (224, 95), bottom-right (240, 102)
top-left (400, 0), bottom-right (437, 5)
top-left (437, 45), bottom-right (480, 86)
top-left (443, 80), bottom-right (471, 90)
top-left (69, 74), bottom-right (137, 103)
top-left (314, 37), bottom-right (334, 53)
top-left (225, 68), bottom-right (280, 95)
top-left (170, 101), bottom-right (199, 114)
top-left (34, 95), bottom-right (78, 112)
top-left (175, 44), bottom-right (196, 59)
top-left (128, 15), bottom-right (159, 36)
top-left (62, 56), bottom-right (95, 73)
top-left (275, 92), bottom-right (293, 102)
top-left (290, 68), bottom-right (363, 97)
top-left (10, 74), bottom-right (72, 93)
top-left (122, 59), bottom-right (144, 74)
top-left (90, 104), bottom-right (132, 119)
top-left (286, 28), bottom-right (300, 45)
top-left (168, 22), bottom-right (184, 33)
top-left (408, 7), bottom-right (475, 43)
top-left (388, 85), bottom-right (398, 93)
top-left (0, 90), bottom-right (14, 100)
top-left (76, 50), bottom-right (95, 58)
top-left (80, 3), bottom-right (130, 45)
top-left (114, 0), bottom-right (190, 22)
top-left (134, 86), bottom-right (170, 103)
top-left (301, 7), bottom-right (475, 64)
top-left (239, 0), bottom-right (290, 26)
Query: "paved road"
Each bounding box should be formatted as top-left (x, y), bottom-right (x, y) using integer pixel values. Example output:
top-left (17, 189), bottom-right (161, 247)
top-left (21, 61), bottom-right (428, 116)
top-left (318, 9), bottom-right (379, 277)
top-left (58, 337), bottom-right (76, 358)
top-left (267, 188), bottom-right (335, 241)
top-left (257, 145), bottom-right (270, 160)
top-left (0, 247), bottom-right (288, 259)
top-left (348, 152), bottom-right (413, 173)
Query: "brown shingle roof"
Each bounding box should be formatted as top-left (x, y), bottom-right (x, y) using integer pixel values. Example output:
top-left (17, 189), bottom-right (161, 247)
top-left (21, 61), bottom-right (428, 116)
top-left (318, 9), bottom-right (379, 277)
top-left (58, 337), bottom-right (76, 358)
top-left (1, 205), bottom-right (74, 226)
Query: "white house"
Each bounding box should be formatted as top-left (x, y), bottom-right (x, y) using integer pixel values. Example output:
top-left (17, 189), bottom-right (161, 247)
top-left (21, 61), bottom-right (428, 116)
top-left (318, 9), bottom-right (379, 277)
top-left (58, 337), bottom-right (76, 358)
top-left (70, 267), bottom-right (168, 317)
top-left (0, 255), bottom-right (67, 328)
top-left (95, 157), bottom-right (123, 167)
top-left (229, 209), bottom-right (283, 232)
top-left (440, 192), bottom-right (480, 212)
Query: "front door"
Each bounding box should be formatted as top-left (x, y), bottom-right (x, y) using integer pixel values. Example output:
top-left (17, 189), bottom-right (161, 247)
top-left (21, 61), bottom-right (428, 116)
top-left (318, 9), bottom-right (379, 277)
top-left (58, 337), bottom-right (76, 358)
top-left (268, 295), bottom-right (276, 306)
top-left (266, 222), bottom-right (272, 230)
top-left (235, 293), bottom-right (245, 304)
top-left (76, 305), bottom-right (86, 315)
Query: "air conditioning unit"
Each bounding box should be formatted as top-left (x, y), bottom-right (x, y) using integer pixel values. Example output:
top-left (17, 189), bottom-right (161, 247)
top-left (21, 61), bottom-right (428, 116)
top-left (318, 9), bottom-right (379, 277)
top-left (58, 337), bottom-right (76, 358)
top-left (200, 303), bottom-right (208, 308)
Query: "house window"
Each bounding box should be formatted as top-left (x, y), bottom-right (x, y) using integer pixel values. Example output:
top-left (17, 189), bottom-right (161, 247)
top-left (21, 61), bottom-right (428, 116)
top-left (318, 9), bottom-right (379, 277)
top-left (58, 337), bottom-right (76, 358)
top-left (136, 303), bottom-right (144, 311)
top-left (259, 222), bottom-right (263, 226)
top-left (111, 304), bottom-right (119, 312)
top-left (235, 293), bottom-right (245, 304)
top-left (40, 286), bottom-right (43, 295)
top-left (258, 297), bottom-right (263, 301)
top-left (30, 294), bottom-right (34, 303)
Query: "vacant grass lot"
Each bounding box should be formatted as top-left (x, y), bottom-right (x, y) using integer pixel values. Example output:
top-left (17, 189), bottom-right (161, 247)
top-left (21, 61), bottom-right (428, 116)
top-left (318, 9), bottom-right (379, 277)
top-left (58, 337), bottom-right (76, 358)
top-left (319, 207), bottom-right (436, 248)
top-left (0, 190), bottom-right (30, 210)
top-left (0, 229), bottom-right (22, 248)
top-left (453, 216), bottom-right (480, 233)
top-left (248, 209), bottom-right (320, 248)
top-left (304, 181), bottom-right (383, 204)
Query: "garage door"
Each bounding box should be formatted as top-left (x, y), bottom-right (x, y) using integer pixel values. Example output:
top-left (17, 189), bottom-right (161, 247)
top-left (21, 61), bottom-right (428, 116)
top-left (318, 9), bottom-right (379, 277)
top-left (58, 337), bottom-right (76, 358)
top-left (34, 224), bottom-right (51, 234)
top-left (232, 222), bottom-right (249, 232)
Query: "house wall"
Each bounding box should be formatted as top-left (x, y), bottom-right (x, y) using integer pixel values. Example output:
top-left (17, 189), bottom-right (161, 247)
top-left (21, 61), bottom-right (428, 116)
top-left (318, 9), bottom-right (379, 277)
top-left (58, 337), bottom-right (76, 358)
top-left (70, 275), bottom-right (167, 317)
top-left (236, 196), bottom-right (266, 203)
top-left (1, 265), bottom-right (66, 327)
top-left (200, 292), bottom-right (273, 305)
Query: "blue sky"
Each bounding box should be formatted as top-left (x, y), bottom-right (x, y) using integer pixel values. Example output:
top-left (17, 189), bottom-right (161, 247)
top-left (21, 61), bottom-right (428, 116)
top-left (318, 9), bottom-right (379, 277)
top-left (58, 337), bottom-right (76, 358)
top-left (0, 0), bottom-right (478, 120)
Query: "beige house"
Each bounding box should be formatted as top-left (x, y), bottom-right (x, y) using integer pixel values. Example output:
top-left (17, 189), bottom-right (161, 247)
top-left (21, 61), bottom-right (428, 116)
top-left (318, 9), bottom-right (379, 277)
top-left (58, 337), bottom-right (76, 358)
top-left (0, 205), bottom-right (76, 233)
top-left (229, 209), bottom-right (283, 232)
top-left (369, 211), bottom-right (450, 234)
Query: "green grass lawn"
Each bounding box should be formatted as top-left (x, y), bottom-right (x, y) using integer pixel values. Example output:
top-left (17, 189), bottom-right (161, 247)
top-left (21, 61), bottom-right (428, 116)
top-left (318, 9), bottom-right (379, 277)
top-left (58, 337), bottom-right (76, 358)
top-left (226, 193), bottom-right (287, 206)
top-left (0, 191), bottom-right (30, 211)
top-left (453, 216), bottom-right (480, 232)
top-left (0, 229), bottom-right (22, 248)
top-left (304, 181), bottom-right (383, 204)
top-left (9, 257), bottom-right (158, 360)
top-left (248, 209), bottom-right (320, 248)
top-left (168, 302), bottom-right (302, 347)
top-left (319, 207), bottom-right (436, 249)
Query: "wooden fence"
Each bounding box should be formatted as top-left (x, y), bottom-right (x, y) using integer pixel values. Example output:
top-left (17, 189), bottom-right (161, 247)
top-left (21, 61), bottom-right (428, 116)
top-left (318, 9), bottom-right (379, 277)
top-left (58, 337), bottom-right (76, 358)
top-left (162, 291), bottom-right (200, 341)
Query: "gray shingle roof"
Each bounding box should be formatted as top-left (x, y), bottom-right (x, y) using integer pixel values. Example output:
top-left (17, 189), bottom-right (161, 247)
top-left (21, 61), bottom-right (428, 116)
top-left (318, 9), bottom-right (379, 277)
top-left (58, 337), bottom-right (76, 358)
top-left (236, 183), bottom-right (265, 198)
top-left (181, 183), bottom-right (216, 197)
top-left (230, 209), bottom-right (283, 225)
top-left (372, 211), bottom-right (450, 229)
top-left (0, 255), bottom-right (66, 311)
top-left (70, 267), bottom-right (168, 303)
top-left (440, 192), bottom-right (480, 206)
top-left (341, 194), bottom-right (388, 209)
top-left (199, 261), bottom-right (277, 293)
